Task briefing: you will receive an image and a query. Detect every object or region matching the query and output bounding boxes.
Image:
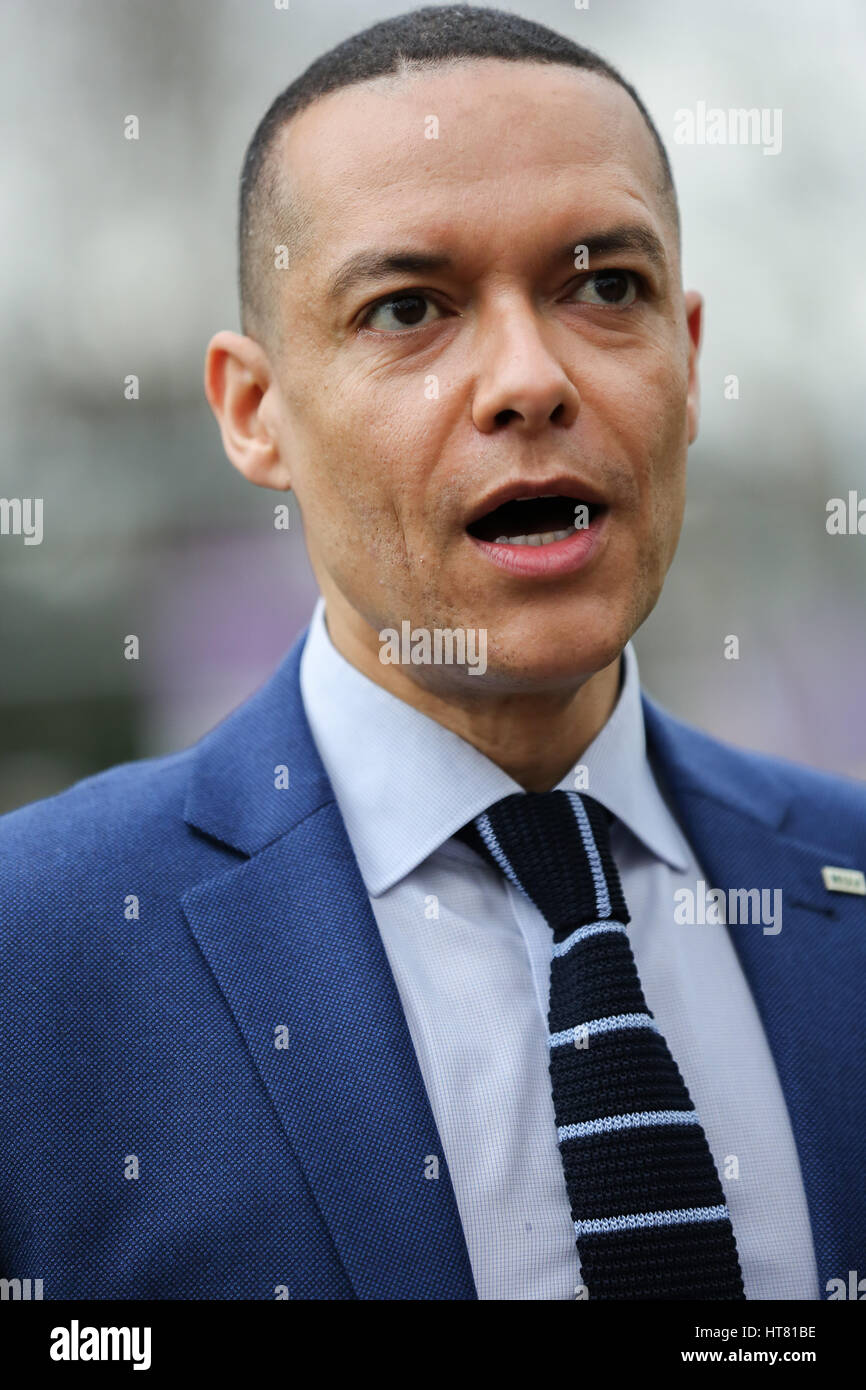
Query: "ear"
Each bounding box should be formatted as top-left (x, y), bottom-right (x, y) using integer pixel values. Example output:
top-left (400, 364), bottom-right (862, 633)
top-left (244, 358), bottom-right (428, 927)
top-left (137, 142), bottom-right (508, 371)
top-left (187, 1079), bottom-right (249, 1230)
top-left (683, 290), bottom-right (703, 446)
top-left (203, 330), bottom-right (292, 490)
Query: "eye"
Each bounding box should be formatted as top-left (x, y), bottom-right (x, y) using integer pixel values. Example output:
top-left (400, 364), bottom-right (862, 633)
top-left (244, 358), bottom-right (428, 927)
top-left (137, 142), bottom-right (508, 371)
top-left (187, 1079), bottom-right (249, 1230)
top-left (570, 270), bottom-right (640, 308)
top-left (362, 292), bottom-right (445, 333)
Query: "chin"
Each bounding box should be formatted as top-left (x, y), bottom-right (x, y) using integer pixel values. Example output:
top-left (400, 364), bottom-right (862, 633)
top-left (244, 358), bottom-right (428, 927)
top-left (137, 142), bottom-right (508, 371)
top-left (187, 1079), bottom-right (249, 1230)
top-left (484, 599), bottom-right (629, 668)
top-left (465, 630), bottom-right (626, 694)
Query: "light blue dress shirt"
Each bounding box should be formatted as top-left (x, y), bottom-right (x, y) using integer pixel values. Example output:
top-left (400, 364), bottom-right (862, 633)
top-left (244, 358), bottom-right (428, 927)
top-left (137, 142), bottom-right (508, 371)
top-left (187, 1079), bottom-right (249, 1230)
top-left (299, 598), bottom-right (819, 1300)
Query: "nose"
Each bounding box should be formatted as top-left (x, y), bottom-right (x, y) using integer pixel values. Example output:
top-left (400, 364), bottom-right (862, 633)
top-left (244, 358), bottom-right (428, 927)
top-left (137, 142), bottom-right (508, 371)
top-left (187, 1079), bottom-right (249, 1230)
top-left (471, 296), bottom-right (581, 435)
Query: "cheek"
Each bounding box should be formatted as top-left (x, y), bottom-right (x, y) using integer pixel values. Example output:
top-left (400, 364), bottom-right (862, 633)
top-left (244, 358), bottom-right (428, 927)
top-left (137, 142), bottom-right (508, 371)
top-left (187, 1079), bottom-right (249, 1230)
top-left (289, 380), bottom-right (454, 599)
top-left (299, 363), bottom-right (442, 512)
top-left (618, 345), bottom-right (689, 483)
top-left (641, 393), bottom-right (689, 573)
top-left (588, 348), bottom-right (689, 578)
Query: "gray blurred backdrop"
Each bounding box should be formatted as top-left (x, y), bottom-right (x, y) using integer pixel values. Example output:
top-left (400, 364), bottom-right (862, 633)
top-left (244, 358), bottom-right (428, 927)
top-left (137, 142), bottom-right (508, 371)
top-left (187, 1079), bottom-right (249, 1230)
top-left (1, 0), bottom-right (864, 813)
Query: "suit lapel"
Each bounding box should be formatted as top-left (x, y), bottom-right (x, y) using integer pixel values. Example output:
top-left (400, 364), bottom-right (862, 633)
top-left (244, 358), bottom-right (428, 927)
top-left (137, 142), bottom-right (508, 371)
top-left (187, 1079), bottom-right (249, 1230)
top-left (180, 634), bottom-right (477, 1300)
top-left (644, 695), bottom-right (866, 1295)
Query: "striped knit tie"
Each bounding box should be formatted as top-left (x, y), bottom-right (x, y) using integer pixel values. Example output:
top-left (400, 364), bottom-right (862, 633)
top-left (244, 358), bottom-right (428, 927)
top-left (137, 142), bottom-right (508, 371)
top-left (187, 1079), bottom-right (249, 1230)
top-left (461, 789), bottom-right (745, 1300)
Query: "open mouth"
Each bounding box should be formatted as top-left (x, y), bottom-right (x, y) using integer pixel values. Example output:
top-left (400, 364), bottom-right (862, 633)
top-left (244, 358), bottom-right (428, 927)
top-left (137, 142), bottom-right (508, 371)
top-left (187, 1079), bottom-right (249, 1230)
top-left (466, 494), bottom-right (604, 546)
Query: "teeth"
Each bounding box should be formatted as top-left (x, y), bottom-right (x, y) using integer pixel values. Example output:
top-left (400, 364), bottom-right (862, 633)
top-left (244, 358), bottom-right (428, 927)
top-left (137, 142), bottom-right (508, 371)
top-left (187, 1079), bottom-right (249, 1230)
top-left (494, 528), bottom-right (575, 547)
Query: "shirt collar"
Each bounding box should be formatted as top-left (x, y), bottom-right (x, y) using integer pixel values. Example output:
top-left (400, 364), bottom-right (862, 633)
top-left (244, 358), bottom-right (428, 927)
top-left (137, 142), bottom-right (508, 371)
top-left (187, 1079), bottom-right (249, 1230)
top-left (299, 597), bottom-right (691, 895)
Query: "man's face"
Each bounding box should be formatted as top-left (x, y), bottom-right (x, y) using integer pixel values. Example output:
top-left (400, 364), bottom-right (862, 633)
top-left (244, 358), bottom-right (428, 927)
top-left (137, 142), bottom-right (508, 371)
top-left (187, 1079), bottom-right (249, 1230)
top-left (258, 59), bottom-right (701, 693)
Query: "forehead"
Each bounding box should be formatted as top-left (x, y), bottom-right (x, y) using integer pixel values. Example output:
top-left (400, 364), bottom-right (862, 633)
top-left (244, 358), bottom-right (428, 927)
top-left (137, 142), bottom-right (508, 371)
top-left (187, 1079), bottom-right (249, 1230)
top-left (279, 59), bottom-right (672, 274)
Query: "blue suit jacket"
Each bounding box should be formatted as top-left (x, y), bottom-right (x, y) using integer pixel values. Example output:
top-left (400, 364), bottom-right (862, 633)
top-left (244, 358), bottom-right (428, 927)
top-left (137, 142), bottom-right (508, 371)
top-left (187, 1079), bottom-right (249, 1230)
top-left (1, 630), bottom-right (864, 1300)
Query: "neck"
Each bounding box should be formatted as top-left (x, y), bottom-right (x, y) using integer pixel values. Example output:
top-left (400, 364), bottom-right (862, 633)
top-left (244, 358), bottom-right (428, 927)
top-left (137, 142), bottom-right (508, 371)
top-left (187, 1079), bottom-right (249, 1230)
top-left (322, 606), bottom-right (622, 793)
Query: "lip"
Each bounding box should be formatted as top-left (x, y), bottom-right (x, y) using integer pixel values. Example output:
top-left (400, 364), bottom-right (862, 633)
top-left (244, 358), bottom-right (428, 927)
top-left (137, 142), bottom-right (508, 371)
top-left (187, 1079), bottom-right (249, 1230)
top-left (467, 506), bottom-right (609, 578)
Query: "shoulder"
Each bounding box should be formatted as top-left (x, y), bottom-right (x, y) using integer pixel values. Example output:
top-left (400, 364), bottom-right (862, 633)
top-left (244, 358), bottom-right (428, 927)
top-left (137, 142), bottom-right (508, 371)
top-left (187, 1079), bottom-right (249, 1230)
top-left (643, 693), bottom-right (866, 850)
top-left (0, 744), bottom-right (236, 911)
top-left (0, 745), bottom-right (190, 854)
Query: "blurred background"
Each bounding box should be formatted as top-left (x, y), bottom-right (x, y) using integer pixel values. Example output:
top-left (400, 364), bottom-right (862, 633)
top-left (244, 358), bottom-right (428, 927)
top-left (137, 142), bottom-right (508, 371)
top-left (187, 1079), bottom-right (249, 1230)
top-left (1, 0), bottom-right (864, 813)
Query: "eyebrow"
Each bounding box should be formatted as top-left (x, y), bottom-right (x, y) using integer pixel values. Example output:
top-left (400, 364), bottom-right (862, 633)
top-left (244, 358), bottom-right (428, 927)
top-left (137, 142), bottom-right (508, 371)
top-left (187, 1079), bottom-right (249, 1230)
top-left (575, 225), bottom-right (668, 275)
top-left (326, 250), bottom-right (454, 303)
top-left (325, 223), bottom-right (669, 304)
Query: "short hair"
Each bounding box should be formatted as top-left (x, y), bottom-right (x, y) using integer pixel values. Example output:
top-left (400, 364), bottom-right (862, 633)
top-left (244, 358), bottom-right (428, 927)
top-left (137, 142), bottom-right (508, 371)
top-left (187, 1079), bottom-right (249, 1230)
top-left (238, 3), bottom-right (678, 343)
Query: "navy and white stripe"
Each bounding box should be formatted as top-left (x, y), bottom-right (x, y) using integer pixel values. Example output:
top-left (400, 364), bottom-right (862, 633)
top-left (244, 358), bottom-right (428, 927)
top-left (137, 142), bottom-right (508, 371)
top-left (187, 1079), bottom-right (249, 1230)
top-left (558, 1109), bottom-right (703, 1140)
top-left (463, 789), bottom-right (745, 1300)
top-left (548, 1012), bottom-right (659, 1049)
top-left (566, 790), bottom-right (612, 918)
top-left (552, 920), bottom-right (627, 958)
top-left (574, 1204), bottom-right (730, 1238)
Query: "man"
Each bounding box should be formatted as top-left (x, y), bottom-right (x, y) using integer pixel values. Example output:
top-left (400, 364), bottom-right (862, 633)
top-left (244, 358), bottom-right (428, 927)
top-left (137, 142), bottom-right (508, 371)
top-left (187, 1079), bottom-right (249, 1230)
top-left (0, 5), bottom-right (863, 1301)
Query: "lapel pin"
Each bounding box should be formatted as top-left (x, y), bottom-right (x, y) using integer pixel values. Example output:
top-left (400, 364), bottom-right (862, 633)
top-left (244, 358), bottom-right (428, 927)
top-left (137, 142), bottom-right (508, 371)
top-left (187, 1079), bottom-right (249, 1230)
top-left (821, 866), bottom-right (866, 896)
